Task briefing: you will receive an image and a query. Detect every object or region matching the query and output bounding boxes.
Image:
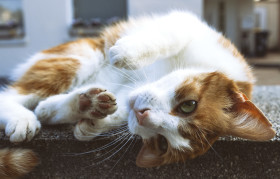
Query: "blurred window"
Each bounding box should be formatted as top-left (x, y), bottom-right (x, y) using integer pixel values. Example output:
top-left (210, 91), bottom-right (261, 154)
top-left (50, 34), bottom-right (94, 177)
top-left (71, 0), bottom-right (127, 37)
top-left (218, 1), bottom-right (225, 33)
top-left (0, 0), bottom-right (24, 40)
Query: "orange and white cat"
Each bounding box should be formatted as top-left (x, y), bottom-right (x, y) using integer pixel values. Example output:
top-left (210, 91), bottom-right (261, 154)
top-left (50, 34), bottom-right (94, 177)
top-left (0, 11), bottom-right (275, 177)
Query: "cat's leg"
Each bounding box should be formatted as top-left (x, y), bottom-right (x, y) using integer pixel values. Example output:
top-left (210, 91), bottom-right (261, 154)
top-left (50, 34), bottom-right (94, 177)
top-left (35, 85), bottom-right (117, 124)
top-left (35, 85), bottom-right (118, 124)
top-left (35, 85), bottom-right (126, 141)
top-left (0, 88), bottom-right (41, 142)
top-left (108, 11), bottom-right (207, 69)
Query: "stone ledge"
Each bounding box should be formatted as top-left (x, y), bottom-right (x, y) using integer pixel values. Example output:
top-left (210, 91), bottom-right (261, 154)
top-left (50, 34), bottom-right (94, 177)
top-left (0, 86), bottom-right (279, 178)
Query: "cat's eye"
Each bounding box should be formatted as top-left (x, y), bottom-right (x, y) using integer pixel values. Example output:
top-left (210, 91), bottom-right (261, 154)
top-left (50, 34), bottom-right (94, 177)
top-left (179, 100), bottom-right (197, 114)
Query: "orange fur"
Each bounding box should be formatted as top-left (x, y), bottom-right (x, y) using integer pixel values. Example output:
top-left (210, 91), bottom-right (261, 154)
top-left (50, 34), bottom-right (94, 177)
top-left (0, 149), bottom-right (39, 178)
top-left (13, 58), bottom-right (80, 97)
top-left (174, 77), bottom-right (201, 102)
top-left (236, 81), bottom-right (253, 99)
top-left (43, 38), bottom-right (105, 56)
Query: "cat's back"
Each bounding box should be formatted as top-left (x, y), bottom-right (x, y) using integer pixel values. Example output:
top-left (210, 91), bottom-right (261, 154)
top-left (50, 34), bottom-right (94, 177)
top-left (10, 38), bottom-right (106, 96)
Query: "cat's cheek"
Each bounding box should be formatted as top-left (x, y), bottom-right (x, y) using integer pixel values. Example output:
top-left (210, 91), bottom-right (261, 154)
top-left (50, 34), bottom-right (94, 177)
top-left (128, 110), bottom-right (137, 134)
top-left (143, 113), bottom-right (162, 129)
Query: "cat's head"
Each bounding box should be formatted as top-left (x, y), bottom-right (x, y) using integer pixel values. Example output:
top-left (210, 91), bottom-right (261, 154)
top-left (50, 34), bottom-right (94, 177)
top-left (127, 69), bottom-right (275, 167)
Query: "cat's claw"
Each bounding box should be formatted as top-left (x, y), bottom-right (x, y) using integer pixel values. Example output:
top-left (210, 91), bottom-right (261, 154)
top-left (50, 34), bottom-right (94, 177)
top-left (78, 88), bottom-right (118, 119)
top-left (5, 113), bottom-right (41, 143)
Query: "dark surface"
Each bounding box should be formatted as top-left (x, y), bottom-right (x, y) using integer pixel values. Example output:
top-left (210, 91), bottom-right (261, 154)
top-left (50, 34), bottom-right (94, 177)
top-left (0, 125), bottom-right (279, 179)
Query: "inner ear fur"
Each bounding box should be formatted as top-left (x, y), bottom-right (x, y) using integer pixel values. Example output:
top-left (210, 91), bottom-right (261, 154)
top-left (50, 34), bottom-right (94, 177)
top-left (227, 91), bottom-right (275, 141)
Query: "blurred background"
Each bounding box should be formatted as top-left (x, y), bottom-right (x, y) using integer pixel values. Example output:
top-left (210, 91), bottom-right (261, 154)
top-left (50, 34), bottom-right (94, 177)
top-left (0, 0), bottom-right (279, 85)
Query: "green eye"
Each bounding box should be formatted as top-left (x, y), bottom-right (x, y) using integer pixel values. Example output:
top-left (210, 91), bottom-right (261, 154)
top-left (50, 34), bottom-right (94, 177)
top-left (179, 100), bottom-right (197, 114)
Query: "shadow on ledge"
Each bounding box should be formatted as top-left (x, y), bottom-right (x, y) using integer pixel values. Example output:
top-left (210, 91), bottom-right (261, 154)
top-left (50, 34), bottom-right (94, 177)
top-left (0, 124), bottom-right (279, 178)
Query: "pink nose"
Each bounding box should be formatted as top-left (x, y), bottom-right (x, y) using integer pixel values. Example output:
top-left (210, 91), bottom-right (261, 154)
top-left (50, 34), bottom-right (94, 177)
top-left (135, 109), bottom-right (150, 125)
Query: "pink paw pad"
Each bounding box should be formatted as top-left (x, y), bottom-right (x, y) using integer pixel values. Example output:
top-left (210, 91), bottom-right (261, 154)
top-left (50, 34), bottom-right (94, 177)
top-left (78, 88), bottom-right (117, 119)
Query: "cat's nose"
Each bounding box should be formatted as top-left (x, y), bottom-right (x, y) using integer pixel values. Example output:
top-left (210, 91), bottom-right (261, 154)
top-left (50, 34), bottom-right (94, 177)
top-left (135, 108), bottom-right (150, 125)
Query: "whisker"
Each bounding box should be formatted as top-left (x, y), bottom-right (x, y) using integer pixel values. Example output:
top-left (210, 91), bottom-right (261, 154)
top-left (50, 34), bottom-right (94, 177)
top-left (109, 65), bottom-right (137, 84)
top-left (91, 133), bottom-right (132, 160)
top-left (67, 133), bottom-right (131, 156)
top-left (94, 129), bottom-right (129, 137)
top-left (73, 127), bottom-right (129, 140)
top-left (139, 66), bottom-right (148, 82)
top-left (110, 136), bottom-right (137, 171)
top-left (122, 60), bottom-right (143, 81)
top-left (103, 123), bottom-right (128, 127)
top-left (86, 134), bottom-right (134, 167)
top-left (195, 130), bottom-right (204, 150)
top-left (109, 82), bottom-right (136, 90)
top-left (196, 127), bottom-right (222, 160)
top-left (79, 123), bottom-right (127, 131)
top-left (179, 150), bottom-right (185, 164)
top-left (100, 125), bottom-right (128, 133)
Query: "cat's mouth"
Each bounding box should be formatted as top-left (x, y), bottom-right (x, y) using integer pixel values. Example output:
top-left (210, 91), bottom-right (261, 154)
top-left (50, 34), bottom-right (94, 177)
top-left (136, 134), bottom-right (170, 167)
top-left (141, 134), bottom-right (169, 154)
top-left (156, 134), bottom-right (169, 153)
top-left (135, 112), bottom-right (169, 154)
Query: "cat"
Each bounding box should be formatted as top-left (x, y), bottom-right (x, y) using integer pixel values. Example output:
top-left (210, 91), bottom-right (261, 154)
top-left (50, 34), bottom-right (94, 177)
top-left (0, 11), bottom-right (275, 177)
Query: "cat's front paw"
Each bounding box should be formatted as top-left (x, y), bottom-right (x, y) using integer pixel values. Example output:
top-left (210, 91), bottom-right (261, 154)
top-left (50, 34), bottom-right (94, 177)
top-left (5, 113), bottom-right (41, 143)
top-left (78, 88), bottom-right (118, 119)
top-left (109, 37), bottom-right (142, 69)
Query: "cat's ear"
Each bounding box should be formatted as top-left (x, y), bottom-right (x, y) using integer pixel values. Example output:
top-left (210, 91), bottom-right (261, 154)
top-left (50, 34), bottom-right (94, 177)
top-left (136, 143), bottom-right (164, 167)
top-left (227, 92), bottom-right (275, 141)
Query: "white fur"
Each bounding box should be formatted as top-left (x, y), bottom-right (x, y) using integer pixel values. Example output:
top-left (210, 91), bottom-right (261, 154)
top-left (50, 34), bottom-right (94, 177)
top-left (0, 88), bottom-right (41, 142)
top-left (0, 11), bottom-right (252, 147)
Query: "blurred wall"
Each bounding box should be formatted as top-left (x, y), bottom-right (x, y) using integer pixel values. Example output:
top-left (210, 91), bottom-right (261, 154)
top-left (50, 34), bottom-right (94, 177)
top-left (0, 0), bottom-right (72, 77)
top-left (129, 0), bottom-right (203, 17)
top-left (204, 0), bottom-right (254, 50)
top-left (255, 0), bottom-right (279, 50)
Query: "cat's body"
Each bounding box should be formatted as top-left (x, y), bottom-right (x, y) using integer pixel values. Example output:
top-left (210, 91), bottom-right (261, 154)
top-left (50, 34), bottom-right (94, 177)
top-left (0, 11), bottom-right (275, 177)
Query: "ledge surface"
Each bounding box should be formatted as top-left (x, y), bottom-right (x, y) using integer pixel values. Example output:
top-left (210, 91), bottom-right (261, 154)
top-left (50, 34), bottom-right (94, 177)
top-left (0, 86), bottom-right (279, 178)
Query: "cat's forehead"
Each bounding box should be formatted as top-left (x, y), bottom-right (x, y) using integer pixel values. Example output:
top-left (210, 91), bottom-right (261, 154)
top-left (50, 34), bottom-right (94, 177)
top-left (155, 68), bottom-right (213, 88)
top-left (173, 70), bottom-right (232, 102)
top-left (156, 69), bottom-right (214, 100)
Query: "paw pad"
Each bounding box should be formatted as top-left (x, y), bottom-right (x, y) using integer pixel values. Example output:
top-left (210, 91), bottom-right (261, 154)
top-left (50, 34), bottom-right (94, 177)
top-left (78, 88), bottom-right (117, 119)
